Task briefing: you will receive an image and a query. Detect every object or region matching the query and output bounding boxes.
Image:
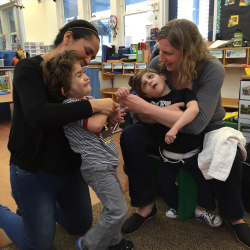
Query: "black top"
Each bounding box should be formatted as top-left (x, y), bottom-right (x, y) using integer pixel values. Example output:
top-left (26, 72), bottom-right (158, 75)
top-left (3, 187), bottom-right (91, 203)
top-left (8, 56), bottom-right (93, 175)
top-left (144, 89), bottom-right (201, 154)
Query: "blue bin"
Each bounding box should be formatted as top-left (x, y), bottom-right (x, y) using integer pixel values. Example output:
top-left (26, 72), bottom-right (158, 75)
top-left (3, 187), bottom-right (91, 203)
top-left (118, 49), bottom-right (130, 54)
top-left (0, 51), bottom-right (17, 66)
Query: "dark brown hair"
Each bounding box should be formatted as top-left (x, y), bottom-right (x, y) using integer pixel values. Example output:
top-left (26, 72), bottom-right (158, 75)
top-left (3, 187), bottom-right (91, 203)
top-left (158, 19), bottom-right (210, 86)
top-left (130, 69), bottom-right (160, 98)
top-left (54, 19), bottom-right (99, 48)
top-left (41, 50), bottom-right (79, 102)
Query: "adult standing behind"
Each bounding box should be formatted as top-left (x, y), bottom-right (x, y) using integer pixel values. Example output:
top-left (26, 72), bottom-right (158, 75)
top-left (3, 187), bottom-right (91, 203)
top-left (116, 19), bottom-right (250, 248)
top-left (0, 20), bottom-right (119, 250)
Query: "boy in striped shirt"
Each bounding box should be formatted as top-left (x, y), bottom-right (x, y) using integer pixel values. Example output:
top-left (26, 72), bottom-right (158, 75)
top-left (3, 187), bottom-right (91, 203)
top-left (42, 51), bottom-right (134, 250)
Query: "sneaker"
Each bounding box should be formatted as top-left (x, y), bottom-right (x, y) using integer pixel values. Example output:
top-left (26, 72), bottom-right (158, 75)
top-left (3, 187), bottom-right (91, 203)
top-left (76, 237), bottom-right (87, 250)
top-left (225, 221), bottom-right (250, 248)
top-left (166, 208), bottom-right (178, 219)
top-left (195, 211), bottom-right (222, 227)
top-left (107, 238), bottom-right (134, 250)
top-left (121, 203), bottom-right (157, 235)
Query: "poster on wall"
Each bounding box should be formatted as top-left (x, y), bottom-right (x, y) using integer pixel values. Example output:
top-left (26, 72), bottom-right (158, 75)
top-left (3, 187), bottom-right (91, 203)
top-left (240, 81), bottom-right (250, 100)
top-left (238, 118), bottom-right (250, 143)
top-left (239, 0), bottom-right (250, 6)
top-left (225, 0), bottom-right (235, 5)
top-left (220, 0), bottom-right (250, 40)
top-left (228, 15), bottom-right (239, 27)
top-left (239, 99), bottom-right (250, 119)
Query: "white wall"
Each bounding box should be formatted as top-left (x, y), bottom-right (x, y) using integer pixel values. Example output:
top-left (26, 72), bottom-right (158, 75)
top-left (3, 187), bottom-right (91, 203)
top-left (44, 0), bottom-right (58, 45)
top-left (0, 0), bottom-right (8, 4)
top-left (222, 68), bottom-right (245, 99)
top-left (22, 0), bottom-right (57, 45)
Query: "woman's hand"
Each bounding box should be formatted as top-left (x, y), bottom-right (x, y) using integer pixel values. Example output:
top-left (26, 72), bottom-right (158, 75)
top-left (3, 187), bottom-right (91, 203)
top-left (115, 87), bottom-right (130, 99)
top-left (89, 98), bottom-right (120, 116)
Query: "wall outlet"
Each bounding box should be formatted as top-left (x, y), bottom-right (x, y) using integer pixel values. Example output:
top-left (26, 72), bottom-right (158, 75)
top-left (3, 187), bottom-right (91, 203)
top-left (154, 2), bottom-right (159, 11)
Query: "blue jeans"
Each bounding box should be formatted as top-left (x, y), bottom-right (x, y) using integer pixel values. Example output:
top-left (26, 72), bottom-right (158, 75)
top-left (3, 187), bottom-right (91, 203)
top-left (0, 164), bottom-right (93, 250)
top-left (120, 122), bottom-right (245, 221)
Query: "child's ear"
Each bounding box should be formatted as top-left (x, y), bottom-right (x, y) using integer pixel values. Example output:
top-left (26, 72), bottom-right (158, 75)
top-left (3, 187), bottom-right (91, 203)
top-left (61, 87), bottom-right (67, 96)
top-left (160, 74), bottom-right (167, 81)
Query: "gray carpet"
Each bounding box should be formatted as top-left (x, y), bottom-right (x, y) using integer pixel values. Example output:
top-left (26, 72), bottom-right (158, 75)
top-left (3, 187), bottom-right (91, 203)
top-left (3, 191), bottom-right (250, 250)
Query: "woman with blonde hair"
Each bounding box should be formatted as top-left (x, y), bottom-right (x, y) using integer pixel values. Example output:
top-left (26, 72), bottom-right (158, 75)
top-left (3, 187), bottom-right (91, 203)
top-left (116, 19), bottom-right (250, 248)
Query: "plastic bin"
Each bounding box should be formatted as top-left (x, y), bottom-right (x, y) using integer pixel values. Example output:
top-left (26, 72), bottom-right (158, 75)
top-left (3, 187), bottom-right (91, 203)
top-left (0, 51), bottom-right (16, 66)
top-left (118, 49), bottom-right (130, 54)
top-left (224, 121), bottom-right (238, 130)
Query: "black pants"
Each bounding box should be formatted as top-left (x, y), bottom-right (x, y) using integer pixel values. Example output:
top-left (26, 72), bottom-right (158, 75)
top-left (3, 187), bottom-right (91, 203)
top-left (120, 122), bottom-right (245, 221)
top-left (159, 154), bottom-right (216, 211)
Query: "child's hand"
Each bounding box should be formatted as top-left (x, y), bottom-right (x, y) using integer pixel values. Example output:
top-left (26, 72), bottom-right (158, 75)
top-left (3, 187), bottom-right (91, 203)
top-left (165, 127), bottom-right (178, 144)
top-left (109, 107), bottom-right (128, 123)
top-left (115, 87), bottom-right (130, 100)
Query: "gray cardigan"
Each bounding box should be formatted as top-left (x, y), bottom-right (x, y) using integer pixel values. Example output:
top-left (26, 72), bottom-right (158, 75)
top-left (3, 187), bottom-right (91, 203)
top-left (147, 56), bottom-right (225, 135)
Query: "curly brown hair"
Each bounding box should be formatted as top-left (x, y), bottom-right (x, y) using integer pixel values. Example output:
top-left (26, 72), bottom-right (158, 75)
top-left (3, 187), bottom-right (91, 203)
top-left (129, 69), bottom-right (160, 98)
top-left (158, 19), bottom-right (210, 87)
top-left (41, 50), bottom-right (79, 102)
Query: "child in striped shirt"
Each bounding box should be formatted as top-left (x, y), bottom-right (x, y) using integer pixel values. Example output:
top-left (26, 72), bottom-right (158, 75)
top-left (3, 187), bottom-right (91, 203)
top-left (42, 50), bottom-right (134, 250)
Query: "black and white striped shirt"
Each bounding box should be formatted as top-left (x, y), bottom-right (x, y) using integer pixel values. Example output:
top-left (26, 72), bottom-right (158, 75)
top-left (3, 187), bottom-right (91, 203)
top-left (63, 98), bottom-right (119, 167)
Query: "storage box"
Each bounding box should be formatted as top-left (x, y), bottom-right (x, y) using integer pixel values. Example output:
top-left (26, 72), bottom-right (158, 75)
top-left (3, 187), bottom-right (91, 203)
top-left (107, 55), bottom-right (128, 60)
top-left (0, 51), bottom-right (16, 66)
top-left (118, 49), bottom-right (130, 54)
top-left (224, 121), bottom-right (238, 130)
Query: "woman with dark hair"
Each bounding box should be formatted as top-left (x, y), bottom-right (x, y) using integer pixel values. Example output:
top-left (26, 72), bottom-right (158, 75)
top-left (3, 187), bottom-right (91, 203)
top-left (0, 20), bottom-right (120, 250)
top-left (116, 19), bottom-right (250, 248)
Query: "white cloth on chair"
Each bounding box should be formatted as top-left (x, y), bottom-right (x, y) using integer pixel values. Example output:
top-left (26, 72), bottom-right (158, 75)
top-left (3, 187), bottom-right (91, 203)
top-left (198, 127), bottom-right (247, 181)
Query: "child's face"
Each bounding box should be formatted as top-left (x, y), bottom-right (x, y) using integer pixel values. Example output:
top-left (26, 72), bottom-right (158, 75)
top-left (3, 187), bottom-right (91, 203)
top-left (66, 63), bottom-right (91, 99)
top-left (141, 72), bottom-right (170, 98)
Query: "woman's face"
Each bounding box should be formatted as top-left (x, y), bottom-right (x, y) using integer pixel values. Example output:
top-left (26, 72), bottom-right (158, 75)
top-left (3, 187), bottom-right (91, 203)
top-left (66, 35), bottom-right (100, 66)
top-left (158, 38), bottom-right (182, 72)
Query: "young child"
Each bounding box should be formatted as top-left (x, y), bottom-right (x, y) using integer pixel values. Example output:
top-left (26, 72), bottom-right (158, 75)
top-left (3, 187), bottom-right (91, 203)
top-left (42, 51), bottom-right (134, 250)
top-left (117, 69), bottom-right (222, 227)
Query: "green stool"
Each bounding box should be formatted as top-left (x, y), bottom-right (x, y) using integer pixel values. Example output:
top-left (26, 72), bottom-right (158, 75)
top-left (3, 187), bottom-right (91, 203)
top-left (149, 155), bottom-right (198, 221)
top-left (177, 168), bottom-right (198, 221)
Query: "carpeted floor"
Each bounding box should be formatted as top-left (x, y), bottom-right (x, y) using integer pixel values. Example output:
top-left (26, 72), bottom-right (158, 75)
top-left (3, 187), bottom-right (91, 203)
top-left (2, 191), bottom-right (250, 250)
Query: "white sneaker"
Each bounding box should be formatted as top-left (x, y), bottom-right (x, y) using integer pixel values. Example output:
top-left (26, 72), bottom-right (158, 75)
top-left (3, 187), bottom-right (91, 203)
top-left (166, 208), bottom-right (178, 219)
top-left (195, 211), bottom-right (222, 227)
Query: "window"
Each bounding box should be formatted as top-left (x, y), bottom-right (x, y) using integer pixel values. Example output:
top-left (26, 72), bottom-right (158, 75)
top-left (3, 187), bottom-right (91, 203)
top-left (177, 0), bottom-right (210, 40)
top-left (0, 19), bottom-right (2, 35)
top-left (124, 11), bottom-right (153, 44)
top-left (90, 0), bottom-right (110, 18)
top-left (91, 19), bottom-right (112, 51)
top-left (89, 0), bottom-right (111, 53)
top-left (124, 0), bottom-right (153, 44)
top-left (8, 10), bottom-right (17, 44)
top-left (125, 0), bottom-right (148, 12)
top-left (63, 0), bottom-right (79, 23)
top-left (0, 2), bottom-right (22, 50)
top-left (8, 10), bottom-right (16, 33)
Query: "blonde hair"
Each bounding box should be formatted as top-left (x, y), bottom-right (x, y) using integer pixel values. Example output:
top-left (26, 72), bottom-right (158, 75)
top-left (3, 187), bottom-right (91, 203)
top-left (158, 19), bottom-right (210, 86)
top-left (130, 69), bottom-right (160, 98)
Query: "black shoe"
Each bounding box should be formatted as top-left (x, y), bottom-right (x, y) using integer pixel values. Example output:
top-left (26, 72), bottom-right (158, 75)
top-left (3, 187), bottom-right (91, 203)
top-left (121, 204), bottom-right (157, 235)
top-left (107, 238), bottom-right (134, 250)
top-left (225, 221), bottom-right (250, 248)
